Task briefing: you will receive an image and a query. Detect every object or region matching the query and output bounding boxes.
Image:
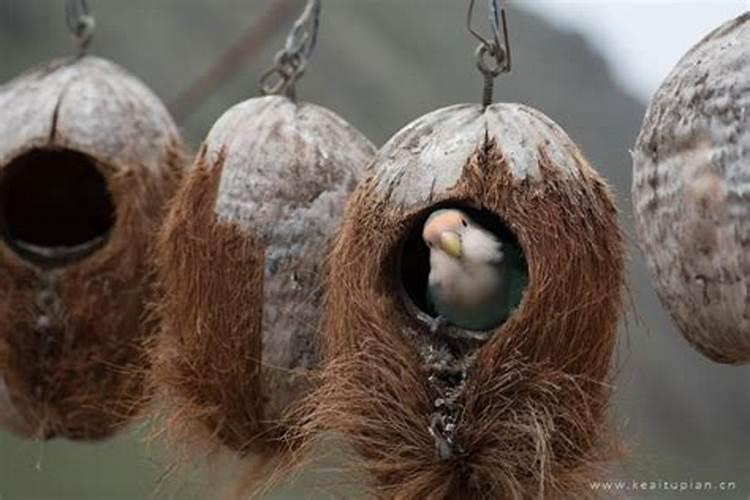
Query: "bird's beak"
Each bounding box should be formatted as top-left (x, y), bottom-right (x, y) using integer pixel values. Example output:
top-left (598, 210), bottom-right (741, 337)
top-left (440, 232), bottom-right (462, 258)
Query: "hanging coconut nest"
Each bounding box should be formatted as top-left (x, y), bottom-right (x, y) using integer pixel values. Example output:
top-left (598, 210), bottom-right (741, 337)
top-left (150, 95), bottom-right (375, 460)
top-left (299, 102), bottom-right (625, 499)
top-left (0, 56), bottom-right (183, 440)
top-left (633, 13), bottom-right (750, 364)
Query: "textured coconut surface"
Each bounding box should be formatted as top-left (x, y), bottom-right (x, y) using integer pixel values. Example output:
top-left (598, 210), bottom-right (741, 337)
top-left (208, 97), bottom-right (375, 423)
top-left (0, 56), bottom-right (178, 172)
top-left (301, 102), bottom-right (625, 498)
top-left (633, 13), bottom-right (750, 364)
top-left (375, 103), bottom-right (589, 207)
top-left (7, 3), bottom-right (750, 499)
top-left (151, 95), bottom-right (375, 461)
top-left (0, 55), bottom-right (183, 439)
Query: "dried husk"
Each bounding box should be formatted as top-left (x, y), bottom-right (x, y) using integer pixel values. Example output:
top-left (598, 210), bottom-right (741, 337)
top-left (0, 56), bottom-right (183, 440)
top-left (298, 103), bottom-right (625, 499)
top-left (150, 96), bottom-right (375, 461)
top-left (633, 13), bottom-right (750, 364)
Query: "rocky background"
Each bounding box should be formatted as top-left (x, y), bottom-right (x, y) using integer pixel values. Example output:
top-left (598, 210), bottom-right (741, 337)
top-left (1, 1), bottom-right (748, 498)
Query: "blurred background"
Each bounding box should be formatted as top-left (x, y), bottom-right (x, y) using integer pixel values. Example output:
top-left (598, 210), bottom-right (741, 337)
top-left (1, 1), bottom-right (750, 498)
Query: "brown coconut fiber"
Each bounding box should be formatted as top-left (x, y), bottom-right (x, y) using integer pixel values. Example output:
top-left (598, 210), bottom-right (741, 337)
top-left (149, 148), bottom-right (271, 457)
top-left (0, 146), bottom-right (183, 440)
top-left (292, 103), bottom-right (625, 499)
top-left (148, 95), bottom-right (374, 484)
top-left (0, 56), bottom-right (185, 440)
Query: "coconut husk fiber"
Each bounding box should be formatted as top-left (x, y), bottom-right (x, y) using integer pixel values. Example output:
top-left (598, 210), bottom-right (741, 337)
top-left (633, 13), bottom-right (750, 364)
top-left (296, 103), bottom-right (625, 499)
top-left (0, 56), bottom-right (184, 440)
top-left (150, 96), bottom-right (375, 462)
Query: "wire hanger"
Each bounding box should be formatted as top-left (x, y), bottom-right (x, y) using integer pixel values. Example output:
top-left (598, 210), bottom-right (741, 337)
top-left (65, 0), bottom-right (95, 58)
top-left (467, 0), bottom-right (511, 107)
top-left (259, 0), bottom-right (322, 101)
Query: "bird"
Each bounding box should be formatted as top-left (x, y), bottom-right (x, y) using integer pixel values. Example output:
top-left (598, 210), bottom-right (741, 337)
top-left (422, 208), bottom-right (526, 332)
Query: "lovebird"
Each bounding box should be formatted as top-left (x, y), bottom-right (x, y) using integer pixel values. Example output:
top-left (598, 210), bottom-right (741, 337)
top-left (422, 208), bottom-right (526, 332)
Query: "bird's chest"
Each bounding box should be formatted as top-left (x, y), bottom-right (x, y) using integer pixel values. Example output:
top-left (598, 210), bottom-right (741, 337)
top-left (429, 257), bottom-right (502, 309)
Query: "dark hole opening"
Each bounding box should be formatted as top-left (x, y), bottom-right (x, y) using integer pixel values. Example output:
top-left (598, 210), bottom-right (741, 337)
top-left (0, 148), bottom-right (116, 266)
top-left (399, 202), bottom-right (528, 331)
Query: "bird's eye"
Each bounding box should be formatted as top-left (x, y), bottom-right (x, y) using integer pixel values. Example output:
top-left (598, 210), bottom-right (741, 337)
top-left (461, 219), bottom-right (468, 227)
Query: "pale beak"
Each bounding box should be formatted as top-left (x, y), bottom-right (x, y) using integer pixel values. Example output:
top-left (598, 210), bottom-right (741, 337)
top-left (439, 231), bottom-right (462, 258)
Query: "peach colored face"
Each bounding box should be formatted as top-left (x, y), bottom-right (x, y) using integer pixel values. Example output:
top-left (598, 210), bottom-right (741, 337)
top-left (422, 209), bottom-right (469, 258)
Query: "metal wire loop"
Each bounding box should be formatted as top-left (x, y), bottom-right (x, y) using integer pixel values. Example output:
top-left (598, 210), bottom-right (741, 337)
top-left (260, 0), bottom-right (321, 100)
top-left (467, 0), bottom-right (511, 107)
top-left (65, 0), bottom-right (95, 57)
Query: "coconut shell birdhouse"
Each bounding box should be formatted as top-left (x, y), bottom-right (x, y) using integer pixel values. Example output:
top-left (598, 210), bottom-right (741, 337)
top-left (0, 56), bottom-right (183, 440)
top-left (303, 102), bottom-right (625, 499)
top-left (633, 13), bottom-right (750, 364)
top-left (150, 94), bottom-right (375, 458)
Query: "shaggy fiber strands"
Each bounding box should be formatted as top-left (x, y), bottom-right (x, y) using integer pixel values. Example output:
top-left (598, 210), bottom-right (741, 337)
top-left (0, 56), bottom-right (183, 440)
top-left (302, 103), bottom-right (625, 499)
top-left (151, 96), bottom-right (375, 459)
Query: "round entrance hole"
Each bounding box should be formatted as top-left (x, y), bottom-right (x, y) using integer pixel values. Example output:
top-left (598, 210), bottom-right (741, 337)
top-left (0, 148), bottom-right (116, 266)
top-left (399, 203), bottom-right (528, 331)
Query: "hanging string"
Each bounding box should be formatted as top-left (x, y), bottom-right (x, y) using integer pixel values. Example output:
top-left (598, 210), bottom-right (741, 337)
top-left (259, 0), bottom-right (321, 101)
top-left (65, 0), bottom-right (95, 58)
top-left (467, 0), bottom-right (511, 108)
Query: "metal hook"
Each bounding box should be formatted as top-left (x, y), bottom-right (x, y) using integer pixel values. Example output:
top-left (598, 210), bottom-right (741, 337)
top-left (467, 0), bottom-right (511, 107)
top-left (285, 0), bottom-right (321, 60)
top-left (259, 0), bottom-right (322, 100)
top-left (65, 0), bottom-right (95, 58)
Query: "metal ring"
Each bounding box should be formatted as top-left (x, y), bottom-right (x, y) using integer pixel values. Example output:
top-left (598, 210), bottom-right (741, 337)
top-left (259, 67), bottom-right (288, 96)
top-left (475, 43), bottom-right (506, 78)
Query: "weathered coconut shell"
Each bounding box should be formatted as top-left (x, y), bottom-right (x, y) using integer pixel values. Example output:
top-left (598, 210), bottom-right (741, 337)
top-left (151, 95), bottom-right (375, 457)
top-left (304, 103), bottom-right (625, 499)
top-left (633, 13), bottom-right (750, 364)
top-left (0, 56), bottom-right (183, 440)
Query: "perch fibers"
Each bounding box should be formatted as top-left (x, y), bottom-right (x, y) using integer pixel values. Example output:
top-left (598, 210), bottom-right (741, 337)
top-left (296, 103), bottom-right (625, 499)
top-left (151, 96), bottom-right (375, 461)
top-left (633, 13), bottom-right (750, 364)
top-left (0, 56), bottom-right (183, 440)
